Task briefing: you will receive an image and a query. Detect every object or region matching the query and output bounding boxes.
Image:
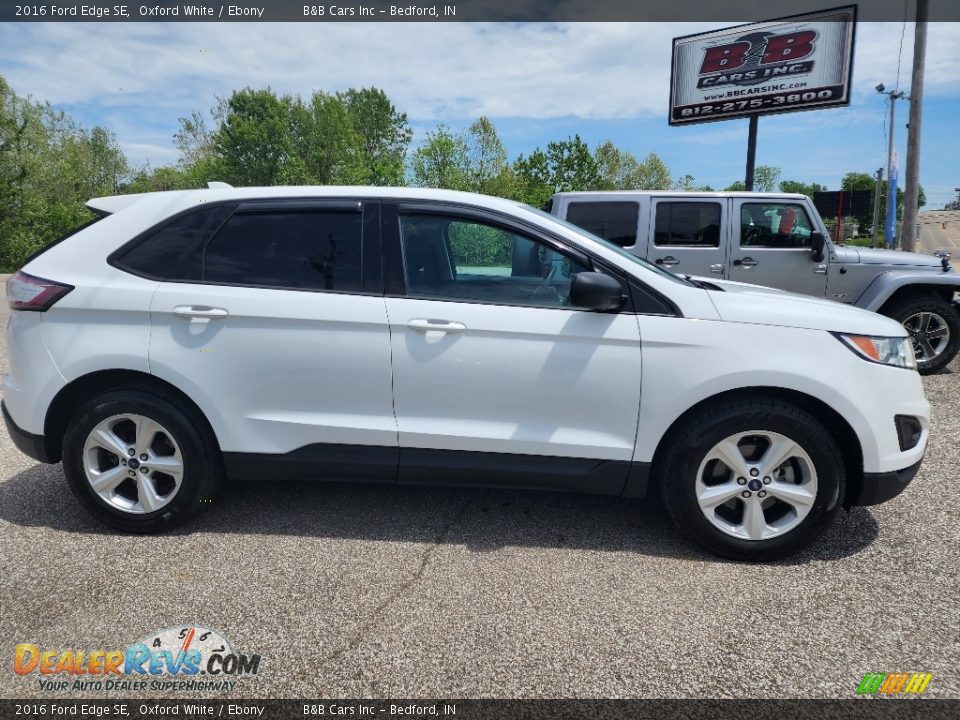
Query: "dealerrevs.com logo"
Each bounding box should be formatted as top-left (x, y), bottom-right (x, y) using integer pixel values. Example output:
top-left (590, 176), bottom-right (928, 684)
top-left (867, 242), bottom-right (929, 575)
top-left (14, 625), bottom-right (261, 692)
top-left (696, 29), bottom-right (818, 89)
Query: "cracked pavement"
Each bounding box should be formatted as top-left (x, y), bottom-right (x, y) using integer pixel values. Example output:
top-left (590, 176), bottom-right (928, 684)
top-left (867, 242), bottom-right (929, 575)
top-left (1, 291), bottom-right (957, 699)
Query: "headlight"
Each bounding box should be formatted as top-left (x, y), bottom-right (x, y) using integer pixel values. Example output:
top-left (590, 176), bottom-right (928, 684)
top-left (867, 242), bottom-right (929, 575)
top-left (836, 333), bottom-right (917, 370)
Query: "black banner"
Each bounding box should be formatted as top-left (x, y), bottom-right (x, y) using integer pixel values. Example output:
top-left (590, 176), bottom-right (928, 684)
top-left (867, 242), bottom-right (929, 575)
top-left (814, 189), bottom-right (874, 221)
top-left (2, 0), bottom-right (960, 22)
top-left (2, 699), bottom-right (958, 719)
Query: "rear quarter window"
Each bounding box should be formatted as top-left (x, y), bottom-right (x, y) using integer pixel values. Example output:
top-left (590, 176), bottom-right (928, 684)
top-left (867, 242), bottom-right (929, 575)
top-left (112, 205), bottom-right (233, 280)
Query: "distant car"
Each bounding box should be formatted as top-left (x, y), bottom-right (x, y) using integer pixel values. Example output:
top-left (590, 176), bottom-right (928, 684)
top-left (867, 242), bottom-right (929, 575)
top-left (3, 186), bottom-right (929, 560)
top-left (549, 191), bottom-right (960, 373)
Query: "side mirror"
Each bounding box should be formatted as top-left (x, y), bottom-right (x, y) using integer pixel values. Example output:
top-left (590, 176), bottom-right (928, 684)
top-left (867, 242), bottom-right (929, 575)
top-left (570, 272), bottom-right (625, 311)
top-left (810, 232), bottom-right (826, 263)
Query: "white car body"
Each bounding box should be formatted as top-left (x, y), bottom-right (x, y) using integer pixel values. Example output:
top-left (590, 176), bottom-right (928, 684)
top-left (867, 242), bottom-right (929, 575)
top-left (2, 186), bottom-right (930, 556)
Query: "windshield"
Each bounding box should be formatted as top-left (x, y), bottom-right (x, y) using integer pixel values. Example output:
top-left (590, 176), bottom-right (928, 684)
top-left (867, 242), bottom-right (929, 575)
top-left (521, 205), bottom-right (696, 287)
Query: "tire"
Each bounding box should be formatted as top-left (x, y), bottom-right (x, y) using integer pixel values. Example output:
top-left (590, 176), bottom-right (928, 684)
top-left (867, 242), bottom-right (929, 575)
top-left (884, 294), bottom-right (960, 375)
top-left (658, 398), bottom-right (844, 562)
top-left (62, 390), bottom-right (223, 533)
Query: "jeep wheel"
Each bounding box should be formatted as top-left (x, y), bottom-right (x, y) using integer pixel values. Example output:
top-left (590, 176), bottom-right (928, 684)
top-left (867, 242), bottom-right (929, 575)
top-left (885, 295), bottom-right (960, 374)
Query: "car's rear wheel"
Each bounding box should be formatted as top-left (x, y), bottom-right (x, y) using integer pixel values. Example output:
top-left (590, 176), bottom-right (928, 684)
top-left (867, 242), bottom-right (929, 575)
top-left (62, 390), bottom-right (222, 533)
top-left (884, 294), bottom-right (960, 374)
top-left (659, 398), bottom-right (844, 561)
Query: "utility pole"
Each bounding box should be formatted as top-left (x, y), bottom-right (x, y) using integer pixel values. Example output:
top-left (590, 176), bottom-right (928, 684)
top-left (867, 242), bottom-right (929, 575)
top-left (871, 167), bottom-right (883, 246)
top-left (902, 0), bottom-right (929, 253)
top-left (876, 83), bottom-right (905, 249)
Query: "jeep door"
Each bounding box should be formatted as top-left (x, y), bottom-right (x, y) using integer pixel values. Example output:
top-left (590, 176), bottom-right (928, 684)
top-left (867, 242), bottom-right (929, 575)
top-left (730, 198), bottom-right (829, 297)
top-left (644, 197), bottom-right (729, 279)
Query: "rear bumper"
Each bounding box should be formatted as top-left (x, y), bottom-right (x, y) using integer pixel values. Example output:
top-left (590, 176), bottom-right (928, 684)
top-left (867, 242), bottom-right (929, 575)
top-left (848, 458), bottom-right (923, 506)
top-left (2, 400), bottom-right (54, 463)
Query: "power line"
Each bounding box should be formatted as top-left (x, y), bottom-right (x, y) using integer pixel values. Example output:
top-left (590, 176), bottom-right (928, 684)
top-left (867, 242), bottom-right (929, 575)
top-left (894, 0), bottom-right (909, 89)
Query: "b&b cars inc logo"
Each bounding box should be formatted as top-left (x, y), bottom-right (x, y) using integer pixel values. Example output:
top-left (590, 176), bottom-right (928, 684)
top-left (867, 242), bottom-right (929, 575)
top-left (14, 626), bottom-right (261, 692)
top-left (697, 28), bottom-right (818, 89)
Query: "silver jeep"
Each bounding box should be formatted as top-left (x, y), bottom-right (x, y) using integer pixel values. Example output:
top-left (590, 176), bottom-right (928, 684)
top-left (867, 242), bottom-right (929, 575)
top-left (549, 191), bottom-right (960, 374)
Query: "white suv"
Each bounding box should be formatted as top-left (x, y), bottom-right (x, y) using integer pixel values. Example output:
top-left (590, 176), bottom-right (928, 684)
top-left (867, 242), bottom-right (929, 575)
top-left (3, 186), bottom-right (929, 560)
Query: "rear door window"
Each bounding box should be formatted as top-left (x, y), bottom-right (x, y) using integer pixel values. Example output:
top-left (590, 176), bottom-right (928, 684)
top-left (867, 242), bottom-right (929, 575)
top-left (199, 209), bottom-right (363, 291)
top-left (654, 202), bottom-right (722, 247)
top-left (566, 201), bottom-right (639, 247)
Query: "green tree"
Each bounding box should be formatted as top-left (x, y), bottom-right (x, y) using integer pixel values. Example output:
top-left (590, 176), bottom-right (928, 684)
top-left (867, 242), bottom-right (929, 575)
top-left (592, 144), bottom-right (672, 191)
top-left (212, 87), bottom-right (299, 186)
top-left (0, 75), bottom-right (129, 271)
top-left (779, 179), bottom-right (827, 198)
top-left (298, 91), bottom-right (362, 184)
top-left (512, 149), bottom-right (553, 207)
top-left (339, 87), bottom-right (412, 186)
top-left (753, 165), bottom-right (782, 192)
top-left (673, 174), bottom-right (713, 192)
top-left (841, 171), bottom-right (926, 228)
top-left (410, 124), bottom-right (470, 190)
top-left (546, 135), bottom-right (600, 192)
top-left (724, 180), bottom-right (747, 191)
top-left (464, 117), bottom-right (507, 194)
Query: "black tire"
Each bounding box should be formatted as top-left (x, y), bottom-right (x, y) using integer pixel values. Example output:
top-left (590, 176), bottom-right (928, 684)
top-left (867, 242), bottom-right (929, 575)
top-left (658, 397), bottom-right (845, 562)
top-left (62, 390), bottom-right (223, 533)
top-left (884, 294), bottom-right (960, 375)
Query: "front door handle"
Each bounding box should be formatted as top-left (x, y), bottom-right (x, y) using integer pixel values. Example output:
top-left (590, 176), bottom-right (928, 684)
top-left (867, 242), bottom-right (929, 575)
top-left (655, 256), bottom-right (680, 267)
top-left (406, 319), bottom-right (467, 334)
top-left (733, 257), bottom-right (759, 268)
top-left (172, 305), bottom-right (229, 319)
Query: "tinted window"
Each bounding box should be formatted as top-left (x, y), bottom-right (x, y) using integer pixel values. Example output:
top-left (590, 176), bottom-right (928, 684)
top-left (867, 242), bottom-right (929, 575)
top-left (400, 212), bottom-right (590, 308)
top-left (566, 201), bottom-right (639, 247)
top-left (740, 203), bottom-right (813, 248)
top-left (654, 202), bottom-right (722, 247)
top-left (201, 210), bottom-right (362, 291)
top-left (116, 205), bottom-right (232, 279)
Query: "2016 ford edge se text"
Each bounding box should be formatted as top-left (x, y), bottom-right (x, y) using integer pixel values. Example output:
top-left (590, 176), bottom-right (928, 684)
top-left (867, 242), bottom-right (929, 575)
top-left (2, 186), bottom-right (930, 560)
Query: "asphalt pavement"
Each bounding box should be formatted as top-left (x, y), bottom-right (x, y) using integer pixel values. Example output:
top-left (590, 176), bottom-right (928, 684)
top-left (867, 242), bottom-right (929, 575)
top-left (1, 283), bottom-right (957, 699)
top-left (916, 210), bottom-right (960, 254)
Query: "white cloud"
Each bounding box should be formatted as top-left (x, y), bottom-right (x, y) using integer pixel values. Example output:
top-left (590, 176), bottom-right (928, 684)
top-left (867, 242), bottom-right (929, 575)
top-left (2, 21), bottom-right (956, 124)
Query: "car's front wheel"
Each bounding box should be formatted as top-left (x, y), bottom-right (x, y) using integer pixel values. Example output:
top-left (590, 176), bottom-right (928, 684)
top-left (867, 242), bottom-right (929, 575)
top-left (659, 398), bottom-right (844, 561)
top-left (884, 294), bottom-right (960, 374)
top-left (62, 390), bottom-right (223, 533)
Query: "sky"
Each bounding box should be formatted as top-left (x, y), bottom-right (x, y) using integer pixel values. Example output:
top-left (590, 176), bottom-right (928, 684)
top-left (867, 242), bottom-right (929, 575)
top-left (1, 21), bottom-right (958, 208)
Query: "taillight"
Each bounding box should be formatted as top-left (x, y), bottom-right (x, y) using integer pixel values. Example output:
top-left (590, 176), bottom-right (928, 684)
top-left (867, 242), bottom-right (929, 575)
top-left (6, 271), bottom-right (73, 311)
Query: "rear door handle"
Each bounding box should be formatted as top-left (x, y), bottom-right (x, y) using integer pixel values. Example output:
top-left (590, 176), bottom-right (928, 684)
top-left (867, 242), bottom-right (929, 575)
top-left (172, 305), bottom-right (229, 320)
top-left (406, 319), bottom-right (467, 334)
top-left (814, 264), bottom-right (828, 274)
top-left (733, 257), bottom-right (758, 268)
top-left (655, 256), bottom-right (680, 267)
top-left (709, 264), bottom-right (723, 274)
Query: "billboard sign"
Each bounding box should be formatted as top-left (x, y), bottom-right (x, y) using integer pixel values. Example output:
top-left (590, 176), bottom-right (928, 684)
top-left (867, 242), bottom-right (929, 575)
top-left (669, 5), bottom-right (857, 125)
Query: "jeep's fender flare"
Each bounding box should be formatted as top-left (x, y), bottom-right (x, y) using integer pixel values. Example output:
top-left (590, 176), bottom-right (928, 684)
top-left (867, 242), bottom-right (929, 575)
top-left (855, 270), bottom-right (960, 312)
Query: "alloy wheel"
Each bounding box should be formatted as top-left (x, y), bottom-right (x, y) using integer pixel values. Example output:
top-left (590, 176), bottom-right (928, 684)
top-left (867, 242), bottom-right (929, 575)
top-left (694, 430), bottom-right (818, 541)
top-left (903, 311), bottom-right (950, 364)
top-left (81, 413), bottom-right (184, 514)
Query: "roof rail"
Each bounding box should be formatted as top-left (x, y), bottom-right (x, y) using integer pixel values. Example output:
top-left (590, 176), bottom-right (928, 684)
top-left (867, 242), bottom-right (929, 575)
top-left (207, 181), bottom-right (233, 189)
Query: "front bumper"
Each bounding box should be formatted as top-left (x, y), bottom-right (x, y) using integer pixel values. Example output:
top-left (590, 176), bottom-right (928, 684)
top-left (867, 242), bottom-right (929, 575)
top-left (2, 400), bottom-right (54, 464)
top-left (847, 458), bottom-right (923, 506)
